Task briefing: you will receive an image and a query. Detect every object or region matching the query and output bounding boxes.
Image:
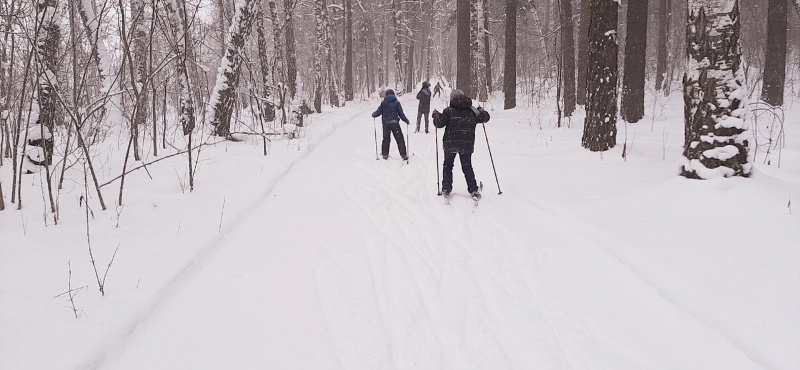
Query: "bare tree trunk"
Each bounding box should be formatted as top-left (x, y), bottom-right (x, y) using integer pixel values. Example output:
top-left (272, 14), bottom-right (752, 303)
top-left (483, 1), bottom-right (492, 95)
top-left (284, 0), bottom-right (297, 99)
top-left (392, 0), bottom-right (404, 90)
top-left (457, 0), bottom-right (471, 96)
top-left (256, 6), bottom-right (276, 121)
top-left (471, 0), bottom-right (487, 101)
top-left (503, 0), bottom-right (516, 109)
top-left (559, 0), bottom-right (575, 117)
top-left (577, 0), bottom-right (589, 105)
top-left (761, 0), bottom-right (787, 106)
top-left (621, 0), bottom-right (647, 123)
top-left (344, 0), bottom-right (354, 101)
top-left (131, 0), bottom-right (150, 161)
top-left (208, 0), bottom-right (257, 137)
top-left (323, 2), bottom-right (340, 106)
top-left (31, 0), bottom-right (60, 167)
top-left (313, 0), bottom-right (324, 112)
top-left (655, 0), bottom-right (670, 91)
top-left (163, 0), bottom-right (196, 136)
top-left (682, 0), bottom-right (750, 179)
top-left (581, 0), bottom-right (618, 152)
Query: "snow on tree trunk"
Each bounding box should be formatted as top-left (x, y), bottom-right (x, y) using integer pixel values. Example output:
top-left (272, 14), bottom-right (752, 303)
top-left (470, 0), bottom-right (487, 101)
top-left (208, 0), bottom-right (257, 137)
top-left (761, 0), bottom-right (787, 106)
top-left (284, 0), bottom-right (297, 99)
top-left (313, 0), bottom-right (324, 113)
top-left (256, 9), bottom-right (276, 121)
top-left (268, 0), bottom-right (284, 88)
top-left (77, 0), bottom-right (122, 124)
top-left (581, 0), bottom-right (618, 152)
top-left (483, 2), bottom-right (492, 95)
top-left (576, 0), bottom-right (589, 105)
top-left (29, 0), bottom-right (61, 166)
top-left (503, 0), bottom-right (516, 109)
top-left (163, 0), bottom-right (195, 135)
top-left (559, 0), bottom-right (576, 117)
top-left (621, 0), bottom-right (647, 123)
top-left (681, 0), bottom-right (751, 179)
top-left (655, 0), bottom-right (670, 92)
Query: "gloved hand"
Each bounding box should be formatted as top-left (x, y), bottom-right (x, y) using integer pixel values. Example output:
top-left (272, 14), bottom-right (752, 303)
top-left (432, 109), bottom-right (441, 117)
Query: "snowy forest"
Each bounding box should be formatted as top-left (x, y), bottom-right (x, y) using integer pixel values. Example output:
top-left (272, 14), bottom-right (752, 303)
top-left (1, 0), bottom-right (798, 368)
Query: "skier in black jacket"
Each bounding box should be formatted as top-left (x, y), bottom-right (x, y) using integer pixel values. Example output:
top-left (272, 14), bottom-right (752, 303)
top-left (415, 82), bottom-right (432, 133)
top-left (432, 89), bottom-right (490, 199)
top-left (372, 89), bottom-right (409, 160)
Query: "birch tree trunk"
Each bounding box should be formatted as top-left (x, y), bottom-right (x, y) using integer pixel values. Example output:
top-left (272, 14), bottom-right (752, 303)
top-left (681, 0), bottom-right (751, 179)
top-left (313, 0), bottom-right (324, 112)
top-left (131, 0), bottom-right (150, 160)
top-left (162, 0), bottom-right (195, 136)
top-left (581, 0), bottom-right (618, 152)
top-left (323, 2), bottom-right (340, 106)
top-left (30, 0), bottom-right (61, 167)
top-left (344, 0), bottom-right (354, 101)
top-left (559, 0), bottom-right (575, 117)
top-left (470, 0), bottom-right (487, 101)
top-left (392, 0), bottom-right (404, 90)
top-left (256, 7), bottom-right (276, 121)
top-left (208, 0), bottom-right (257, 137)
top-left (77, 0), bottom-right (122, 123)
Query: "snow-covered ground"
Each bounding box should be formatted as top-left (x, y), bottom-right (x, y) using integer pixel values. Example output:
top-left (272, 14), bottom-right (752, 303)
top-left (1, 89), bottom-right (798, 369)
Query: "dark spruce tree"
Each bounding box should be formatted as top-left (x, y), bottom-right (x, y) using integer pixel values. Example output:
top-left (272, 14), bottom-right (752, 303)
top-left (503, 0), bottom-right (516, 109)
top-left (761, 0), bottom-right (787, 106)
top-left (581, 0), bottom-right (618, 152)
top-left (681, 0), bottom-right (751, 179)
top-left (621, 0), bottom-right (647, 123)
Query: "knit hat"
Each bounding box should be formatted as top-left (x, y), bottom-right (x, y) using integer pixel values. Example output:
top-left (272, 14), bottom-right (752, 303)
top-left (450, 89), bottom-right (465, 100)
top-left (385, 89), bottom-right (395, 96)
top-left (422, 81), bottom-right (430, 88)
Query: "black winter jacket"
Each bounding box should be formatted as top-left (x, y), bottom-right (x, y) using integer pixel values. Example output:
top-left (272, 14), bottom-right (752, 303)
top-left (372, 95), bottom-right (410, 125)
top-left (416, 87), bottom-right (431, 113)
top-left (433, 95), bottom-right (490, 153)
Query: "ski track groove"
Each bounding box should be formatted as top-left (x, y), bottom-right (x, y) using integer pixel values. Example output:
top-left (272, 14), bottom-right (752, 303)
top-left (79, 105), bottom-right (374, 370)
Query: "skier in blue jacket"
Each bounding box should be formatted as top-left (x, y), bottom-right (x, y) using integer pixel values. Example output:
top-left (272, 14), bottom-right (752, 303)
top-left (372, 89), bottom-right (409, 160)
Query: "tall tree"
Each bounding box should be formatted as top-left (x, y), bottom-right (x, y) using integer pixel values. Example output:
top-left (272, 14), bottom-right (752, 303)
top-left (30, 0), bottom-right (61, 166)
top-left (256, 6), bottom-right (275, 122)
top-left (503, 0), bottom-right (516, 109)
top-left (208, 0), bottom-right (257, 137)
top-left (77, 0), bottom-right (121, 122)
top-left (621, 0), bottom-right (647, 122)
top-left (682, 0), bottom-right (750, 179)
top-left (313, 0), bottom-right (324, 112)
top-left (163, 0), bottom-right (195, 136)
top-left (581, 0), bottom-right (618, 152)
top-left (284, 0), bottom-right (297, 98)
top-left (344, 0), bottom-right (354, 101)
top-left (457, 0), bottom-right (471, 96)
top-left (559, 0), bottom-right (576, 117)
top-left (577, 0), bottom-right (589, 105)
top-left (471, 0), bottom-right (487, 101)
top-left (130, 0), bottom-right (150, 160)
top-left (483, 0), bottom-right (492, 95)
top-left (761, 0), bottom-right (787, 106)
top-left (322, 0), bottom-right (340, 107)
top-left (655, 0), bottom-right (670, 91)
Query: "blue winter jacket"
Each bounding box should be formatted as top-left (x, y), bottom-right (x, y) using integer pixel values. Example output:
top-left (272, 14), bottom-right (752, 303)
top-left (372, 95), bottom-right (410, 125)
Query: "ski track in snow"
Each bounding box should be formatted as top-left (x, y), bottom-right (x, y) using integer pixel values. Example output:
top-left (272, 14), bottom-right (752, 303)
top-left (78, 97), bottom-right (765, 369)
top-left (79, 106), bottom-right (373, 370)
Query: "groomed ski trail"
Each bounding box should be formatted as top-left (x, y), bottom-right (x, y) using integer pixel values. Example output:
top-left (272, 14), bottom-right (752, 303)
top-left (85, 98), bottom-right (760, 369)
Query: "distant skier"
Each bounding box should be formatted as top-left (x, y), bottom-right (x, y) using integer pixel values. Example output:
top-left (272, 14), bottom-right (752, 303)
top-left (433, 82), bottom-right (443, 98)
top-left (372, 89), bottom-right (409, 160)
top-left (415, 81), bottom-right (432, 133)
top-left (432, 89), bottom-right (490, 200)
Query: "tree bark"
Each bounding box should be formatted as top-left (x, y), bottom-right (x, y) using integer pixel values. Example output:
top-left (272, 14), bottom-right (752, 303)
top-left (163, 0), bottom-right (195, 135)
top-left (559, 0), bottom-right (576, 117)
top-left (581, 0), bottom-right (618, 152)
top-left (345, 0), bottom-right (354, 100)
top-left (284, 0), bottom-right (297, 99)
top-left (256, 6), bottom-right (276, 121)
top-left (392, 0), bottom-right (404, 90)
top-left (208, 0), bottom-right (257, 137)
top-left (655, 0), bottom-right (670, 91)
top-left (621, 0), bottom-right (647, 123)
top-left (313, 0), bottom-right (324, 112)
top-left (457, 0), bottom-right (472, 96)
top-left (577, 0), bottom-right (590, 105)
top-left (681, 0), bottom-right (750, 179)
top-left (761, 0), bottom-right (787, 106)
top-left (503, 0), bottom-right (516, 109)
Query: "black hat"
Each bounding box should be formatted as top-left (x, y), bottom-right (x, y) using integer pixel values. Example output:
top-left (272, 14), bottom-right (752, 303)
top-left (385, 89), bottom-right (395, 96)
top-left (422, 81), bottom-right (430, 88)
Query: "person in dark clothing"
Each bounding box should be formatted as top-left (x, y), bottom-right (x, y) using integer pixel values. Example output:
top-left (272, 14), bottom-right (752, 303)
top-left (415, 82), bottom-right (432, 133)
top-left (372, 89), bottom-right (410, 160)
top-left (433, 82), bottom-right (443, 98)
top-left (432, 89), bottom-right (490, 199)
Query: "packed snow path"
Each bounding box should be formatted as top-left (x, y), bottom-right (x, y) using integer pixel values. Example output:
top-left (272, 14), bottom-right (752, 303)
top-left (84, 98), bottom-right (770, 369)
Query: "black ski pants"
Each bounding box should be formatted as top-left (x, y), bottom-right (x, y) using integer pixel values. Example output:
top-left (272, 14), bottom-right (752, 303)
top-left (442, 151), bottom-right (478, 193)
top-left (382, 121), bottom-right (407, 158)
top-left (416, 111), bottom-right (429, 132)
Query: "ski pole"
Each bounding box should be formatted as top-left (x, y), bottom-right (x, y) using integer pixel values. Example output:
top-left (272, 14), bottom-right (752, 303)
top-left (406, 122), bottom-right (410, 164)
top-left (435, 127), bottom-right (441, 195)
top-left (373, 117), bottom-right (379, 160)
top-left (481, 123), bottom-right (502, 195)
